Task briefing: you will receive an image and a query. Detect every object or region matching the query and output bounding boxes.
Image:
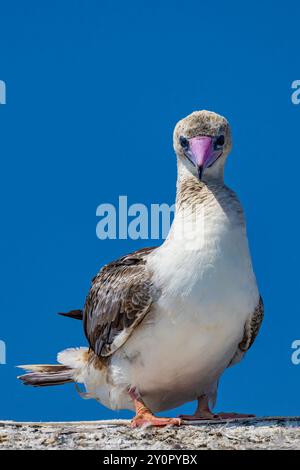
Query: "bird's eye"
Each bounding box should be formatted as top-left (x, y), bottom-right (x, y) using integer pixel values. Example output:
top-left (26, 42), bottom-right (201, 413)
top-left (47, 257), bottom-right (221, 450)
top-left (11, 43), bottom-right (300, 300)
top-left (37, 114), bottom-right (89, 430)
top-left (180, 136), bottom-right (189, 149)
top-left (215, 135), bottom-right (225, 148)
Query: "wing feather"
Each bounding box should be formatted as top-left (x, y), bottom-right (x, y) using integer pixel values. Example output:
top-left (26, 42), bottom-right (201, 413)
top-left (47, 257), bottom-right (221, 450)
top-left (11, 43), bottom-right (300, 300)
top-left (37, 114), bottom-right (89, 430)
top-left (228, 296), bottom-right (264, 367)
top-left (83, 247), bottom-right (158, 358)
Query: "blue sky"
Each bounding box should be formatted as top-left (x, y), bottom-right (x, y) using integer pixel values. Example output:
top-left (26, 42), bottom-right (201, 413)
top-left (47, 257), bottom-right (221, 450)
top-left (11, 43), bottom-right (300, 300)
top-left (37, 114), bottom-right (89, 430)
top-left (0, 0), bottom-right (300, 421)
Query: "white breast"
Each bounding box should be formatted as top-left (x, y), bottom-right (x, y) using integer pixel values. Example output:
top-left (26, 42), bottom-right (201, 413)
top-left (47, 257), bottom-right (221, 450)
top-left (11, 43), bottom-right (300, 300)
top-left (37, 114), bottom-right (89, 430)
top-left (106, 186), bottom-right (259, 412)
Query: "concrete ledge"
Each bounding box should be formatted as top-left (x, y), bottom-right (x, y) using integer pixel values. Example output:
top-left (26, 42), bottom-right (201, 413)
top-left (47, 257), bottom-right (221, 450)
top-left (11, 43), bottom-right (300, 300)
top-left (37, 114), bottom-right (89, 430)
top-left (1, 417), bottom-right (300, 450)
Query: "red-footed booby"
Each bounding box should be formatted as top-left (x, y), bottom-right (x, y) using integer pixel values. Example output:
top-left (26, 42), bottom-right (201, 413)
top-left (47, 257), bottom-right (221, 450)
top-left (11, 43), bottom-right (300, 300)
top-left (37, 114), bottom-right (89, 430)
top-left (18, 111), bottom-right (264, 427)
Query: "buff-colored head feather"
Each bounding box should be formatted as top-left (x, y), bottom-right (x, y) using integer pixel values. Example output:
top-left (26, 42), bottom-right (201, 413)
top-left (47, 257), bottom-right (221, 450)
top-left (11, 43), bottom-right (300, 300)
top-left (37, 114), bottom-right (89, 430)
top-left (173, 110), bottom-right (232, 160)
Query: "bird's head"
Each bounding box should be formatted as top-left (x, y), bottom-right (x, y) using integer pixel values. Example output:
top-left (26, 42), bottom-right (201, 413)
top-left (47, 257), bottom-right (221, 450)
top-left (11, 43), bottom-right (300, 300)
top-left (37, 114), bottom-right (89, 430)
top-left (173, 110), bottom-right (232, 181)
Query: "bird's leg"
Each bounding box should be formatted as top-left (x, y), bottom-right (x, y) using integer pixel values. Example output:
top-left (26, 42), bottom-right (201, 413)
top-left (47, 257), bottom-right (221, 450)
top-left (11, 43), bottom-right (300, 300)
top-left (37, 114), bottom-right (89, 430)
top-left (178, 395), bottom-right (255, 421)
top-left (178, 394), bottom-right (218, 420)
top-left (129, 388), bottom-right (181, 428)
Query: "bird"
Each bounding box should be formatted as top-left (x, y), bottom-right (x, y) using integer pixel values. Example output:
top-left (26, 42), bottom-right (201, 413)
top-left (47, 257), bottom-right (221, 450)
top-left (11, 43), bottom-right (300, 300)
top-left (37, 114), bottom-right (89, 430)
top-left (18, 110), bottom-right (264, 427)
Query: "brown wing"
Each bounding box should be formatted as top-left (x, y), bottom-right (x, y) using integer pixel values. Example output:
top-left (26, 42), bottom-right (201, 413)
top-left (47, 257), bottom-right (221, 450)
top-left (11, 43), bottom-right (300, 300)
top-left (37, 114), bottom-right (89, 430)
top-left (228, 296), bottom-right (264, 367)
top-left (83, 247), bottom-right (159, 358)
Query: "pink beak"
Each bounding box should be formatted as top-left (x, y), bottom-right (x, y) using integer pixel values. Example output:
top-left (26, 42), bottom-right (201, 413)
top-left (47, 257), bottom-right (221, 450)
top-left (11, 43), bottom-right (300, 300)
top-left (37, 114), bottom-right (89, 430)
top-left (186, 136), bottom-right (222, 180)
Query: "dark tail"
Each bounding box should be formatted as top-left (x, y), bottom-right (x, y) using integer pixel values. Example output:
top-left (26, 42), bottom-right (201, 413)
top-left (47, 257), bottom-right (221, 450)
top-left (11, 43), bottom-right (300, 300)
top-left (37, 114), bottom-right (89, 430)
top-left (17, 364), bottom-right (74, 387)
top-left (58, 309), bottom-right (83, 320)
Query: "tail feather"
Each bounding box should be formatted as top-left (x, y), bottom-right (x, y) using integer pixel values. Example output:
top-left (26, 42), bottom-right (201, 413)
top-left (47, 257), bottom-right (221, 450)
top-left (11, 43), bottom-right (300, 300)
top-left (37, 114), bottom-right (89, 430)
top-left (58, 309), bottom-right (83, 320)
top-left (17, 348), bottom-right (89, 388)
top-left (17, 364), bottom-right (73, 387)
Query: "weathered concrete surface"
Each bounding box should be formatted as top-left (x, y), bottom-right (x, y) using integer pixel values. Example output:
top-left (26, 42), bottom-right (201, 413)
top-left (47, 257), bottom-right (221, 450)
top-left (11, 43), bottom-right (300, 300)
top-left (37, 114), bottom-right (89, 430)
top-left (0, 417), bottom-right (300, 450)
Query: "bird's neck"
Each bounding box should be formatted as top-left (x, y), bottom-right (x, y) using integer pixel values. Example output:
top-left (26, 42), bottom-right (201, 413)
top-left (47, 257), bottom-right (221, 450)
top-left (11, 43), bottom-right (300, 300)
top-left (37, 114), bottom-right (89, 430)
top-left (175, 158), bottom-right (225, 210)
top-left (168, 158), bottom-right (244, 252)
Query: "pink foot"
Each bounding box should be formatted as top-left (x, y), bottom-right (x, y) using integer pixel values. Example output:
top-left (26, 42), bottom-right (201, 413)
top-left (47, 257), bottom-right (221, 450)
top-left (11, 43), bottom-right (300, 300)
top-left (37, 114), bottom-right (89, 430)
top-left (129, 388), bottom-right (182, 428)
top-left (131, 413), bottom-right (181, 428)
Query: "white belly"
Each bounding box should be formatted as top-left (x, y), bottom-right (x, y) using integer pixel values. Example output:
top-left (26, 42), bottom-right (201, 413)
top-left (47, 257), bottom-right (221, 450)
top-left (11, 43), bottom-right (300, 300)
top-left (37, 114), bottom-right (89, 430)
top-left (110, 287), bottom-right (253, 412)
